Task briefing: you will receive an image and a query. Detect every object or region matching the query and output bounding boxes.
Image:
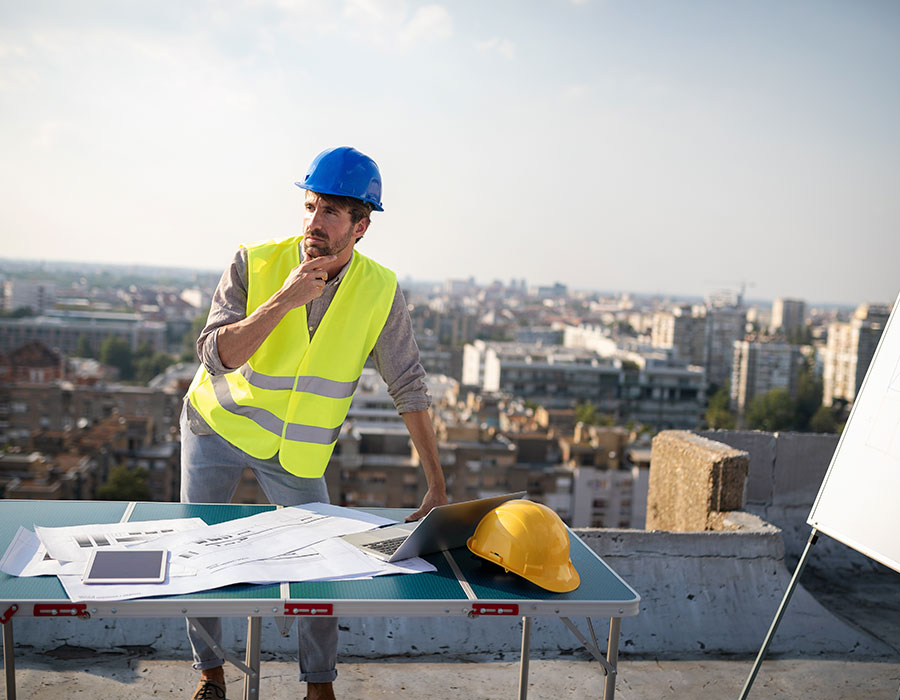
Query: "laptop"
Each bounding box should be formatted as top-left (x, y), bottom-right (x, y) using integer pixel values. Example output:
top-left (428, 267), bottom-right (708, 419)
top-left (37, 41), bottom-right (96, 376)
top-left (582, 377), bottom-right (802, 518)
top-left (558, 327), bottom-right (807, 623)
top-left (341, 492), bottom-right (527, 562)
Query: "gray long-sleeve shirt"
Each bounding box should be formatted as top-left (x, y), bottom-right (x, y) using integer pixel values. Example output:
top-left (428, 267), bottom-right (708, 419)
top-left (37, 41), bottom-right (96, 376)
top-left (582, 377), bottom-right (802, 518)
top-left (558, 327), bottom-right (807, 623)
top-left (186, 243), bottom-right (430, 435)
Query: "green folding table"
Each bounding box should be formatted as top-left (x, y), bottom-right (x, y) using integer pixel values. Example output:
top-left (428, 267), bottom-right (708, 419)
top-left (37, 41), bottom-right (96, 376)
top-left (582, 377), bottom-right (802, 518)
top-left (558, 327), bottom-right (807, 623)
top-left (0, 500), bottom-right (640, 700)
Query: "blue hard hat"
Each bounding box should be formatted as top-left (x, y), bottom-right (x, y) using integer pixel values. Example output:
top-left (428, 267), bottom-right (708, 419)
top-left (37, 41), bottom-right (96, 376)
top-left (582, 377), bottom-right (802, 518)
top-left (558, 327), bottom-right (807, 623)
top-left (294, 146), bottom-right (384, 212)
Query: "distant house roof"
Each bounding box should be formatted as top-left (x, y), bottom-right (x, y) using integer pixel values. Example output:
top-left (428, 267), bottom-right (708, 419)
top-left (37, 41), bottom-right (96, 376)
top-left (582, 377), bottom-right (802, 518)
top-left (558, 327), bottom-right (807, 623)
top-left (0, 340), bottom-right (64, 383)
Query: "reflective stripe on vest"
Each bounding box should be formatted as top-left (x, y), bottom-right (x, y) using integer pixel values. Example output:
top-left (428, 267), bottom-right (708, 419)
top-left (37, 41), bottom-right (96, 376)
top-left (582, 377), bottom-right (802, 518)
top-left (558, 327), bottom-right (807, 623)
top-left (211, 373), bottom-right (343, 445)
top-left (186, 237), bottom-right (397, 477)
top-left (239, 365), bottom-right (359, 399)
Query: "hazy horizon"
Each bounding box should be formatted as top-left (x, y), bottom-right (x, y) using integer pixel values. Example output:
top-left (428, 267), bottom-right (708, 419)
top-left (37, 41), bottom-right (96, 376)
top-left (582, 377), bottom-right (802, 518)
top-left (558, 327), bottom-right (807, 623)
top-left (1, 1), bottom-right (898, 307)
top-left (1, 254), bottom-right (887, 310)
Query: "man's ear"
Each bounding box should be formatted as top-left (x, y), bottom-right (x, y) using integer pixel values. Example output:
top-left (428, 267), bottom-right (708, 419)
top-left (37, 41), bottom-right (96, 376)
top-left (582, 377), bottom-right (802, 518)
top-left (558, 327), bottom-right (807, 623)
top-left (354, 217), bottom-right (370, 242)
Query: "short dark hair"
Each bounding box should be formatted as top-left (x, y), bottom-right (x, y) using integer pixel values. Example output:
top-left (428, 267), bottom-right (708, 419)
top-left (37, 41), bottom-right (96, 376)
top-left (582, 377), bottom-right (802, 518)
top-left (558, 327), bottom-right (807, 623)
top-left (311, 191), bottom-right (374, 224)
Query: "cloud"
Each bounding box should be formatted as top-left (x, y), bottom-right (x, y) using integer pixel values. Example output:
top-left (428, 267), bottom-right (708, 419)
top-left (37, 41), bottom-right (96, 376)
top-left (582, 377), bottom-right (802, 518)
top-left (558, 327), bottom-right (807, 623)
top-left (562, 83), bottom-right (590, 100)
top-left (475, 37), bottom-right (516, 60)
top-left (32, 120), bottom-right (64, 149)
top-left (399, 5), bottom-right (453, 44)
top-left (342, 0), bottom-right (452, 48)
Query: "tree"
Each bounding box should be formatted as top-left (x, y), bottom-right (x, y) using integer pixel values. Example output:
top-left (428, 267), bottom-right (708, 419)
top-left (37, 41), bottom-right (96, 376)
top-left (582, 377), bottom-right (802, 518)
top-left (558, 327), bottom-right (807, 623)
top-left (134, 351), bottom-right (176, 384)
top-left (786, 325), bottom-right (813, 346)
top-left (745, 389), bottom-right (796, 432)
top-left (180, 315), bottom-right (208, 362)
top-left (74, 334), bottom-right (95, 359)
top-left (809, 405), bottom-right (838, 433)
top-left (575, 401), bottom-right (615, 427)
top-left (704, 384), bottom-right (736, 429)
top-left (0, 307), bottom-right (35, 319)
top-left (575, 401), bottom-right (598, 425)
top-left (134, 340), bottom-right (155, 361)
top-left (99, 335), bottom-right (134, 380)
top-left (96, 464), bottom-right (150, 501)
top-left (793, 359), bottom-right (823, 430)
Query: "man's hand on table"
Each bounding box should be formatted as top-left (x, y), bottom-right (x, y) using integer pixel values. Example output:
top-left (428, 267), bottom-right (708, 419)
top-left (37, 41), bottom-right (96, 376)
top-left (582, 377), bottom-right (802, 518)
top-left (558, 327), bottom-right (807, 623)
top-left (405, 487), bottom-right (448, 522)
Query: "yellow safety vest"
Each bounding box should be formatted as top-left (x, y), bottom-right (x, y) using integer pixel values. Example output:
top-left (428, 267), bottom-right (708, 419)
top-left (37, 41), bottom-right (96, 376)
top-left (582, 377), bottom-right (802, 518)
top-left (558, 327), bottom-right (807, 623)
top-left (186, 236), bottom-right (397, 477)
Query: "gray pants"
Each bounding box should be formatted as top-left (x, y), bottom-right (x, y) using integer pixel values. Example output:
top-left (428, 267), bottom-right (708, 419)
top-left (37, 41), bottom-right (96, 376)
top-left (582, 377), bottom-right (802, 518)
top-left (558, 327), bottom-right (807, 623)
top-left (180, 406), bottom-right (338, 683)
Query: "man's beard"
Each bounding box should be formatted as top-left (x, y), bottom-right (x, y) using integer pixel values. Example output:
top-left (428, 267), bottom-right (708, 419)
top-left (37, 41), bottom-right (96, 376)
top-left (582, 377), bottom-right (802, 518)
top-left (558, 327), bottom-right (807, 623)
top-left (303, 225), bottom-right (355, 258)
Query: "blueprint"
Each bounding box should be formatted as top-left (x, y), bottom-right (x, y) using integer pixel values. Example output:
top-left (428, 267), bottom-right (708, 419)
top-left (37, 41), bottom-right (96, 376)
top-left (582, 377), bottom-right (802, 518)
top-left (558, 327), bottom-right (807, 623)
top-left (0, 503), bottom-right (435, 602)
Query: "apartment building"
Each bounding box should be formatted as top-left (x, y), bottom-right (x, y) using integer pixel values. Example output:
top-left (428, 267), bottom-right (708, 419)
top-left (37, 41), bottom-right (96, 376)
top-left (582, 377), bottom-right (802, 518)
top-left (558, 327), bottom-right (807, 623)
top-left (822, 303), bottom-right (890, 406)
top-left (0, 340), bottom-right (65, 384)
top-left (2, 280), bottom-right (56, 315)
top-left (0, 379), bottom-right (181, 448)
top-left (0, 409), bottom-right (179, 501)
top-left (465, 342), bottom-right (705, 429)
top-left (650, 305), bottom-right (706, 366)
top-left (771, 298), bottom-right (807, 335)
top-left (415, 330), bottom-right (464, 381)
top-left (409, 306), bottom-right (478, 348)
top-left (556, 425), bottom-right (647, 528)
top-left (730, 340), bottom-right (805, 415)
top-left (0, 310), bottom-right (166, 355)
top-left (569, 464), bottom-right (648, 528)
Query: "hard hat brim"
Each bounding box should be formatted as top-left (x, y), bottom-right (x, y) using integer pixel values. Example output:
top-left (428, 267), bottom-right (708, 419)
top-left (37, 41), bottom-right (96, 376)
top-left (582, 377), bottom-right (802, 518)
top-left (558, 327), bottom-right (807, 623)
top-left (294, 182), bottom-right (384, 212)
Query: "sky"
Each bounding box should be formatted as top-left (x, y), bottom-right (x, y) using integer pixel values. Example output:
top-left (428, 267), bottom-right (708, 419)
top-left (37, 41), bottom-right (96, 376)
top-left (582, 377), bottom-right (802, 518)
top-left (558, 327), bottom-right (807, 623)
top-left (1, 0), bottom-right (898, 307)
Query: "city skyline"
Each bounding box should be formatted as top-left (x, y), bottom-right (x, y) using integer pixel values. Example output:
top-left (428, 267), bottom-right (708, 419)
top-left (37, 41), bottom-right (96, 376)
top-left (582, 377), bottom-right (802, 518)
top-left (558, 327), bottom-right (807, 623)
top-left (0, 255), bottom-right (895, 311)
top-left (1, 1), bottom-right (898, 307)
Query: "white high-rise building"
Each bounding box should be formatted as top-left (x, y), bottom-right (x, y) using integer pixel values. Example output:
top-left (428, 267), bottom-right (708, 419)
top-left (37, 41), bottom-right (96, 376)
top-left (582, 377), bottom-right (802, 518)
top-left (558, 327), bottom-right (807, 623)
top-left (569, 465), bottom-right (648, 529)
top-left (2, 280), bottom-right (56, 315)
top-left (822, 303), bottom-right (889, 407)
top-left (650, 305), bottom-right (706, 366)
top-left (771, 298), bottom-right (806, 336)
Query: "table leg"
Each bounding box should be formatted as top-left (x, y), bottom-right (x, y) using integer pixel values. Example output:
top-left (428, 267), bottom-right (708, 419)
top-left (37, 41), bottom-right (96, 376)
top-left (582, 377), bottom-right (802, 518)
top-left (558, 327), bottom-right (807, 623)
top-left (3, 620), bottom-right (15, 700)
top-left (518, 616), bottom-right (532, 700)
top-left (603, 617), bottom-right (621, 700)
top-left (243, 617), bottom-right (262, 700)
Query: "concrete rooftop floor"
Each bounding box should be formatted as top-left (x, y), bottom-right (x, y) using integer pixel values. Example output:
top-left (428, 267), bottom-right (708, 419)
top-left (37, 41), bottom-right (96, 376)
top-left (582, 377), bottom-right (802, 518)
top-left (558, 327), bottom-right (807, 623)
top-left (6, 647), bottom-right (900, 699)
top-left (6, 539), bottom-right (900, 699)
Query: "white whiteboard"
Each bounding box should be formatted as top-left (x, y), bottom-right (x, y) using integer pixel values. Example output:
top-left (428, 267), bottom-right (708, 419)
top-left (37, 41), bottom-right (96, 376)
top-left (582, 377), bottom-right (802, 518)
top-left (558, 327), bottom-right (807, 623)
top-left (808, 290), bottom-right (900, 573)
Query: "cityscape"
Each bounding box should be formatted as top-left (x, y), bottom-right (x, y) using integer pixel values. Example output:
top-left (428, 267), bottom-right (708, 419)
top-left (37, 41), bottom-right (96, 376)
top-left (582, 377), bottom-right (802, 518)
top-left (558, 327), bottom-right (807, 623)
top-left (1, 257), bottom-right (893, 533)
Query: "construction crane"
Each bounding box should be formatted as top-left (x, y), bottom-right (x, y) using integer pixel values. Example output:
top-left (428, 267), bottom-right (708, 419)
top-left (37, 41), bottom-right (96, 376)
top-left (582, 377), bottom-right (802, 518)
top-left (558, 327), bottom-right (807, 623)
top-left (703, 279), bottom-right (756, 307)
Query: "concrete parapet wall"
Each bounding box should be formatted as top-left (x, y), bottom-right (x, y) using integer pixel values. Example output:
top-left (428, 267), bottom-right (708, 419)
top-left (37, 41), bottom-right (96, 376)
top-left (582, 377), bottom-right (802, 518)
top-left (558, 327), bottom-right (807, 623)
top-left (646, 431), bottom-right (748, 532)
top-left (10, 524), bottom-right (892, 660)
top-left (697, 430), bottom-right (881, 574)
top-left (578, 524), bottom-right (891, 658)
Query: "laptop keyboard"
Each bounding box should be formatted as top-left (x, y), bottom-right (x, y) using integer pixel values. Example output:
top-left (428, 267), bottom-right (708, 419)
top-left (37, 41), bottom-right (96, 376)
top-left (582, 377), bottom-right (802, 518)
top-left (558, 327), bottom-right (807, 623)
top-left (362, 536), bottom-right (408, 556)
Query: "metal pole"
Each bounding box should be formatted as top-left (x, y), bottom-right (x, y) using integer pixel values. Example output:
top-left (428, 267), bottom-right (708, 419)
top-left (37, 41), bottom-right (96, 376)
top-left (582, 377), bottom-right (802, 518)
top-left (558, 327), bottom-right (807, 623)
top-left (739, 528), bottom-right (818, 700)
top-left (518, 616), bottom-right (532, 700)
top-left (3, 620), bottom-right (16, 700)
top-left (243, 616), bottom-right (262, 700)
top-left (604, 617), bottom-right (621, 700)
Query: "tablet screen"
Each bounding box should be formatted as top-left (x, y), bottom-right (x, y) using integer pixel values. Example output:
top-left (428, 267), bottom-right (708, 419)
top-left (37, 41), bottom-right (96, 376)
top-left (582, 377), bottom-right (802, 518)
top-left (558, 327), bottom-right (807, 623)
top-left (82, 549), bottom-right (168, 584)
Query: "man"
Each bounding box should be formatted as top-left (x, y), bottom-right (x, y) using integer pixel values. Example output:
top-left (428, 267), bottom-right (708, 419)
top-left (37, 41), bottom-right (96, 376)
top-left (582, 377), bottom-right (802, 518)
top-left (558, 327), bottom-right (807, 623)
top-left (181, 146), bottom-right (448, 700)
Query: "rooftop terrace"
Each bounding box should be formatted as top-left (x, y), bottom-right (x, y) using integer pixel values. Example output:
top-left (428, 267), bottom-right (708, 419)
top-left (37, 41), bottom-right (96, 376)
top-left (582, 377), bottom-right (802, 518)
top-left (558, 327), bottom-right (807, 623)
top-left (4, 429), bottom-right (900, 698)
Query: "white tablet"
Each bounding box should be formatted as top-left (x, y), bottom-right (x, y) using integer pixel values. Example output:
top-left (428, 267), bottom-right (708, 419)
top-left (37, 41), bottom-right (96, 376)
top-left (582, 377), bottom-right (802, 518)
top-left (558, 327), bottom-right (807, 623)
top-left (82, 549), bottom-right (168, 585)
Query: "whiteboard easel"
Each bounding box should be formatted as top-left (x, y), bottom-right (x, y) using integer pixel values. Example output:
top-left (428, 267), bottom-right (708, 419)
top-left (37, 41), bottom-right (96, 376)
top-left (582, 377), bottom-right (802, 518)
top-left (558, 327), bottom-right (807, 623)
top-left (740, 290), bottom-right (900, 699)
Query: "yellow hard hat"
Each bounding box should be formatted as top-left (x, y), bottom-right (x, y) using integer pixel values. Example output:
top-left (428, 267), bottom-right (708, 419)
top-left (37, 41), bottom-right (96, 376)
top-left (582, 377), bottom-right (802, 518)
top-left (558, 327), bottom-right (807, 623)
top-left (466, 499), bottom-right (580, 593)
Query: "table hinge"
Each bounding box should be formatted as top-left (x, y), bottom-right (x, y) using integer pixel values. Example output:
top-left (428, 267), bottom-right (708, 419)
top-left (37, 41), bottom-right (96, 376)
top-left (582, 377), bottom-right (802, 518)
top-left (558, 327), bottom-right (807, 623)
top-left (284, 604), bottom-right (333, 616)
top-left (1, 604), bottom-right (19, 623)
top-left (33, 603), bottom-right (88, 618)
top-left (470, 604), bottom-right (519, 616)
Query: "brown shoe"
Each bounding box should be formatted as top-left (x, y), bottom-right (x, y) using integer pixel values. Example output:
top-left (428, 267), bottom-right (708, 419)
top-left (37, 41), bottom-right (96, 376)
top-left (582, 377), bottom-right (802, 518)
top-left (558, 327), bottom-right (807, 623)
top-left (191, 678), bottom-right (226, 700)
top-left (306, 681), bottom-right (336, 700)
